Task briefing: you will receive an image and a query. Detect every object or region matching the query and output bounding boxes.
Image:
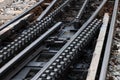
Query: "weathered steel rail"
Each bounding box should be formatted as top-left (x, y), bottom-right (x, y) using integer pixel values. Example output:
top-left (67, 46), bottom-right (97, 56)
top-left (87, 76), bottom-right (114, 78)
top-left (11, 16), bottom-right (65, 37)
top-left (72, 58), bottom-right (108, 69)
top-left (100, 0), bottom-right (119, 80)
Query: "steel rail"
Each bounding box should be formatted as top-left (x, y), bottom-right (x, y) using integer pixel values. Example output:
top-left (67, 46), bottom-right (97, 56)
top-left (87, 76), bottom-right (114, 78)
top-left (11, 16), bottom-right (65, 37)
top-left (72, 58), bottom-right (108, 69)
top-left (32, 0), bottom-right (107, 79)
top-left (0, 22), bottom-right (62, 76)
top-left (73, 0), bottom-right (89, 27)
top-left (75, 0), bottom-right (89, 20)
top-left (0, 0), bottom-right (44, 31)
top-left (37, 0), bottom-right (58, 21)
top-left (99, 0), bottom-right (119, 80)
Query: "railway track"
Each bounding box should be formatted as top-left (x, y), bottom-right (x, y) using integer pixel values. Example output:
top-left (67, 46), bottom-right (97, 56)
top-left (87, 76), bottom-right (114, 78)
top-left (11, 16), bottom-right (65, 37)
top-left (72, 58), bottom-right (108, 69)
top-left (0, 0), bottom-right (119, 80)
top-left (0, 0), bottom-right (63, 66)
top-left (0, 0), bottom-right (101, 79)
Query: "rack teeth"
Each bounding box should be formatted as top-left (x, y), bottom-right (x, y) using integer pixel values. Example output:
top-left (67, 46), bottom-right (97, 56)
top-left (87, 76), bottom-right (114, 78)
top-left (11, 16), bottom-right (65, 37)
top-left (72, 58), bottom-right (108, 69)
top-left (38, 19), bottom-right (102, 79)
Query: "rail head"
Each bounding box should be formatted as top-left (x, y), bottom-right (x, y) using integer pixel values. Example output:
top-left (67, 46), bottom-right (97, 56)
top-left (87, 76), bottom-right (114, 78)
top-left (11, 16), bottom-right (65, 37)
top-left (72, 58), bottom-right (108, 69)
top-left (99, 0), bottom-right (119, 80)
